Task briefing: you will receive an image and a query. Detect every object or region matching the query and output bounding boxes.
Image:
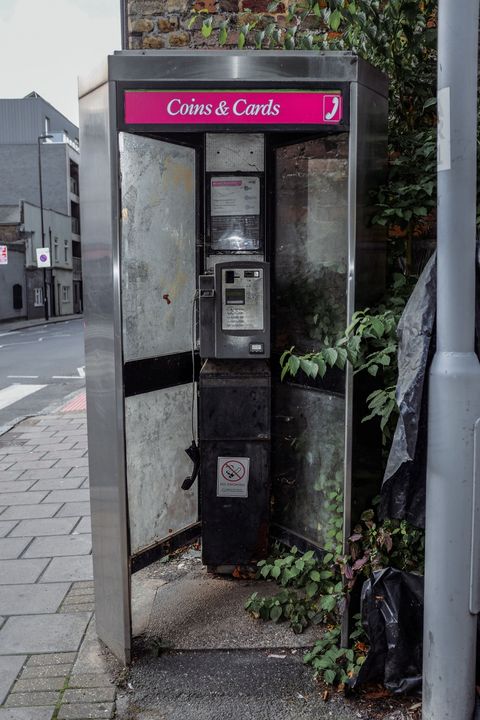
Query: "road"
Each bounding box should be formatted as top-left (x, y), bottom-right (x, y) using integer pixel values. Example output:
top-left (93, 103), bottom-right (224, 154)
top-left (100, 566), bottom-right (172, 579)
top-left (0, 319), bottom-right (85, 433)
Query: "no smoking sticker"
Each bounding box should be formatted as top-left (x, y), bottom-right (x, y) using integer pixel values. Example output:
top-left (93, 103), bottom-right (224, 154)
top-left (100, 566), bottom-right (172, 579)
top-left (217, 456), bottom-right (250, 498)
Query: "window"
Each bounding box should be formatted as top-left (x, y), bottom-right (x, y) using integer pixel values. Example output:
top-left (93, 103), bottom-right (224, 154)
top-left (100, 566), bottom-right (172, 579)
top-left (54, 237), bottom-right (59, 262)
top-left (62, 286), bottom-right (70, 303)
top-left (45, 116), bottom-right (50, 134)
top-left (64, 239), bottom-right (69, 263)
top-left (34, 288), bottom-right (43, 307)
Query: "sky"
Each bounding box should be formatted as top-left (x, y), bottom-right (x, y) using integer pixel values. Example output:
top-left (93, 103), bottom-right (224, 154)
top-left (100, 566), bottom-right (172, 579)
top-left (0, 0), bottom-right (121, 126)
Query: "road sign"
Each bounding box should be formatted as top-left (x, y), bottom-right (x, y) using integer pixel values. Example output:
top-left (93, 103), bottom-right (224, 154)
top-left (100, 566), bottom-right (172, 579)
top-left (0, 246), bottom-right (7, 265)
top-left (217, 456), bottom-right (250, 497)
top-left (36, 248), bottom-right (51, 268)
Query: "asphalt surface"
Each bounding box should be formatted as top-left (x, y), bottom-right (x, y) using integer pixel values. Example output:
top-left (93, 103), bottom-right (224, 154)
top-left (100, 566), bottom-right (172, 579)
top-left (0, 318), bottom-right (85, 433)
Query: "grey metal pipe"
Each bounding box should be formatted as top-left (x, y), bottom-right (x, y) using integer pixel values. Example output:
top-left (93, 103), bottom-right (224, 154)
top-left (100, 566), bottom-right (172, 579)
top-left (423, 1), bottom-right (480, 718)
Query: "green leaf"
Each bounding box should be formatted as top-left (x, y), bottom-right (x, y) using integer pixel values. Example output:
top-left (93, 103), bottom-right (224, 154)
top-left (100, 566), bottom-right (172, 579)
top-left (219, 26), bottom-right (228, 45)
top-left (324, 347), bottom-right (338, 367)
top-left (306, 581), bottom-right (319, 598)
top-left (324, 668), bottom-right (337, 685)
top-left (270, 605), bottom-right (283, 622)
top-left (313, 355), bottom-right (327, 378)
top-left (238, 31), bottom-right (246, 48)
top-left (289, 355), bottom-right (300, 376)
top-left (300, 358), bottom-right (319, 379)
top-left (329, 8), bottom-right (342, 30)
top-left (201, 18), bottom-right (213, 37)
top-left (260, 565), bottom-right (270, 578)
top-left (370, 317), bottom-right (385, 337)
top-left (313, 2), bottom-right (321, 16)
top-left (310, 570), bottom-right (321, 582)
top-left (271, 565), bottom-right (281, 579)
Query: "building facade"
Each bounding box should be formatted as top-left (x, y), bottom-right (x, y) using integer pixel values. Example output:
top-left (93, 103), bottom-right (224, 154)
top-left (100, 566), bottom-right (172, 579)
top-left (0, 93), bottom-right (81, 322)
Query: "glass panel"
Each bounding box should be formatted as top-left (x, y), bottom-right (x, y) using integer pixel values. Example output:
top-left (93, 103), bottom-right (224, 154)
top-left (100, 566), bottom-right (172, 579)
top-left (120, 132), bottom-right (196, 362)
top-left (272, 384), bottom-right (345, 547)
top-left (126, 386), bottom-right (197, 555)
top-left (272, 136), bottom-right (349, 547)
top-left (274, 135), bottom-right (349, 352)
top-left (119, 134), bottom-right (198, 552)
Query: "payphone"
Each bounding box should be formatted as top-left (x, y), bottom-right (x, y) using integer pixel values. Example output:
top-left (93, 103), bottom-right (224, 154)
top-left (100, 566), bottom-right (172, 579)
top-left (199, 261), bottom-right (270, 359)
top-left (196, 133), bottom-right (271, 569)
top-left (80, 50), bottom-right (387, 663)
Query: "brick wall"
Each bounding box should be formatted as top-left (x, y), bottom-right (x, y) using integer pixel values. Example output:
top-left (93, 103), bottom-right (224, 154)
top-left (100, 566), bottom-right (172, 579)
top-left (127, 0), bottom-right (280, 50)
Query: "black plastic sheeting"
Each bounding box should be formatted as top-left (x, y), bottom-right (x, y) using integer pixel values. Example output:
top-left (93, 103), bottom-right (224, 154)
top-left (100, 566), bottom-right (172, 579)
top-left (379, 254), bottom-right (437, 528)
top-left (350, 567), bottom-right (424, 695)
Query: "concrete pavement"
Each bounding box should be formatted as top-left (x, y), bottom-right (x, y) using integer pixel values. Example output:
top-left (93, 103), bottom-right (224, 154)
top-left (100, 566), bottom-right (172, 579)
top-left (0, 394), bottom-right (116, 720)
top-left (0, 315), bottom-right (83, 334)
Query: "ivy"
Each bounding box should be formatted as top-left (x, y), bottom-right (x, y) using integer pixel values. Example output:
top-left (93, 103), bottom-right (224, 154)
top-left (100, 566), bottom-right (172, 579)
top-left (245, 492), bottom-right (424, 686)
top-left (280, 273), bottom-right (415, 443)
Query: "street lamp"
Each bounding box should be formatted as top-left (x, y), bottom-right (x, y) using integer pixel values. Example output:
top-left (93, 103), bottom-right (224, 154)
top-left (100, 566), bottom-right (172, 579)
top-left (38, 133), bottom-right (53, 320)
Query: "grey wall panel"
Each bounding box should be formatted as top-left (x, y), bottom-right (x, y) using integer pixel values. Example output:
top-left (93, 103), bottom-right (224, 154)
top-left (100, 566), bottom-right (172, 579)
top-left (80, 81), bottom-right (131, 664)
top-left (0, 98), bottom-right (78, 145)
top-left (125, 385), bottom-right (198, 556)
top-left (120, 133), bottom-right (196, 362)
top-left (0, 144), bottom-right (70, 215)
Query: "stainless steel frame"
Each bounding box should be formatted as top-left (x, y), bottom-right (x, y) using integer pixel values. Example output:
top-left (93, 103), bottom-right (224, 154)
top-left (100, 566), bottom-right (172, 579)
top-left (79, 50), bottom-right (387, 664)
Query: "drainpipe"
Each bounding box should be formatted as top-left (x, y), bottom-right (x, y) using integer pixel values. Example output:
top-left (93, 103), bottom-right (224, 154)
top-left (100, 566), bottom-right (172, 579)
top-left (423, 1), bottom-right (480, 718)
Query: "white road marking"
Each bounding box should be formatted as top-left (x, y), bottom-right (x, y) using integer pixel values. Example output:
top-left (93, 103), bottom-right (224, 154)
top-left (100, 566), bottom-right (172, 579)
top-left (0, 332), bottom-right (20, 337)
top-left (51, 376), bottom-right (83, 380)
top-left (77, 366), bottom-right (85, 378)
top-left (0, 384), bottom-right (46, 411)
top-left (8, 375), bottom-right (39, 379)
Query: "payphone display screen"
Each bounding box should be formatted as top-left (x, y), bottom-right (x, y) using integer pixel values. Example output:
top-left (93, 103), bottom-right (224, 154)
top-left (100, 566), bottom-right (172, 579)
top-left (210, 176), bottom-right (261, 251)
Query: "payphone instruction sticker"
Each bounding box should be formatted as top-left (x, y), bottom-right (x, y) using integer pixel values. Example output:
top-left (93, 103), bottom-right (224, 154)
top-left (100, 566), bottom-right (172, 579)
top-left (217, 457), bottom-right (250, 498)
top-left (211, 177), bottom-right (260, 216)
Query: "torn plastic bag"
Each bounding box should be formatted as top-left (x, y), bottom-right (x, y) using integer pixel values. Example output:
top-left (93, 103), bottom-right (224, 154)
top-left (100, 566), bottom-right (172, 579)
top-left (350, 567), bottom-right (424, 695)
top-left (379, 254), bottom-right (437, 528)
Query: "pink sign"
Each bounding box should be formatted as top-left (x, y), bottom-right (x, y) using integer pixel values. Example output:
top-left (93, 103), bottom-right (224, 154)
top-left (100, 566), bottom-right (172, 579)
top-left (124, 90), bottom-right (343, 126)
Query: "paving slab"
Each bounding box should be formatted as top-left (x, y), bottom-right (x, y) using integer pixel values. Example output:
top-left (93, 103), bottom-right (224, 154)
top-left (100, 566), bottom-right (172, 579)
top-left (55, 458), bottom-right (88, 468)
top-left (9, 518), bottom-right (77, 537)
top-left (0, 521), bottom-right (19, 538)
top-left (65, 468), bottom-right (89, 479)
top-left (0, 482), bottom-right (36, 494)
top-left (40, 555), bottom-right (93, 583)
top-left (0, 504), bottom-right (62, 521)
top-left (0, 492), bottom-right (48, 506)
top-left (4, 691), bottom-right (60, 707)
top-left (0, 538), bottom-right (31, 560)
top-left (20, 664), bottom-right (73, 679)
top-left (21, 469), bottom-right (70, 481)
top-left (0, 473), bottom-right (27, 483)
top-left (30, 478), bottom-right (85, 492)
top-left (7, 461), bottom-right (57, 471)
top-left (0, 583), bottom-right (69, 615)
top-left (62, 687), bottom-right (115, 703)
top-left (0, 558), bottom-right (48, 584)
top-left (0, 707), bottom-right (55, 719)
top-left (58, 703), bottom-right (114, 719)
top-left (56, 503), bottom-right (91, 518)
top-left (0, 612), bottom-right (91, 653)
top-left (26, 652), bottom-right (77, 667)
top-left (24, 535), bottom-right (91, 558)
top-left (0, 655), bottom-right (27, 704)
top-left (13, 676), bottom-right (66, 692)
top-left (43, 490), bottom-right (89, 504)
top-left (73, 518), bottom-right (91, 534)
